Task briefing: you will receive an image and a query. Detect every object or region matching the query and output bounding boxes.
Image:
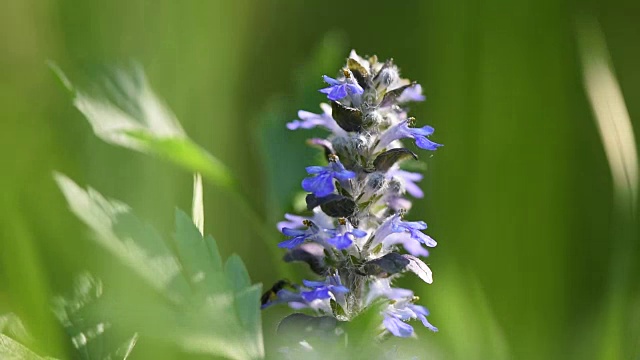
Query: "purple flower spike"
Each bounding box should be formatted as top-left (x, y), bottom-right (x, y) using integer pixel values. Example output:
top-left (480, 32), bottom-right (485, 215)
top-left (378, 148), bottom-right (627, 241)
top-left (267, 51), bottom-right (442, 339)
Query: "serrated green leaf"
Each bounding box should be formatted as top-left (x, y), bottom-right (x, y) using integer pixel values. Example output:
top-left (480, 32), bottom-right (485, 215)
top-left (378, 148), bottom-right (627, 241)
top-left (203, 234), bottom-right (223, 271)
top-left (225, 254), bottom-right (251, 294)
top-left (52, 63), bottom-right (283, 278)
top-left (173, 209), bottom-right (225, 293)
top-left (235, 284), bottom-right (262, 329)
top-left (55, 174), bottom-right (264, 359)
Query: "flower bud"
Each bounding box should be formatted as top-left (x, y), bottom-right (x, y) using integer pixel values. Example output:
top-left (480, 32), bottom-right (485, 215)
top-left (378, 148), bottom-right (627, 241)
top-left (376, 66), bottom-right (399, 90)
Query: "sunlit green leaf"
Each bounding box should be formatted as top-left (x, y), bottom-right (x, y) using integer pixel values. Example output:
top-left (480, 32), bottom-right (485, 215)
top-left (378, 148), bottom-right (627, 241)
top-left (0, 314), bottom-right (31, 344)
top-left (49, 63), bottom-right (236, 192)
top-left (51, 63), bottom-right (280, 273)
top-left (0, 334), bottom-right (51, 360)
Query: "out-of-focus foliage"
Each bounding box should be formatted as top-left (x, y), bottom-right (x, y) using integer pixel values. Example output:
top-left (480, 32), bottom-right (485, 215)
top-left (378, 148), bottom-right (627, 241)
top-left (0, 314), bottom-right (52, 360)
top-left (1, 0), bottom-right (640, 359)
top-left (55, 174), bottom-right (263, 359)
top-left (51, 273), bottom-right (138, 360)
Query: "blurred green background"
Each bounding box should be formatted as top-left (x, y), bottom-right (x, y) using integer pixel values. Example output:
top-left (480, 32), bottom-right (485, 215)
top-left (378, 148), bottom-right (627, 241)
top-left (1, 0), bottom-right (639, 359)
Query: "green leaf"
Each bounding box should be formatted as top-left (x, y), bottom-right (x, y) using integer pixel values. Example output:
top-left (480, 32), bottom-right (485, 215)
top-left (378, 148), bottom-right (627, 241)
top-left (225, 254), bottom-right (251, 294)
top-left (54, 172), bottom-right (183, 295)
top-left (0, 334), bottom-right (50, 360)
top-left (124, 131), bottom-right (235, 189)
top-left (0, 314), bottom-right (31, 344)
top-left (0, 314), bottom-right (53, 360)
top-left (51, 63), bottom-right (281, 275)
top-left (55, 174), bottom-right (264, 359)
top-left (235, 284), bottom-right (262, 330)
top-left (51, 273), bottom-right (139, 360)
top-left (49, 63), bottom-right (236, 192)
top-left (204, 235), bottom-right (223, 272)
top-left (173, 209), bottom-right (226, 294)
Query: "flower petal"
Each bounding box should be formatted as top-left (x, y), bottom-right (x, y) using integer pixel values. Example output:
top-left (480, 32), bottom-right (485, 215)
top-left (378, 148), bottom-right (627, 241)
top-left (403, 254), bottom-right (433, 284)
top-left (382, 233), bottom-right (430, 257)
top-left (331, 285), bottom-right (349, 293)
top-left (301, 288), bottom-right (331, 302)
top-left (334, 169), bottom-right (356, 181)
top-left (322, 75), bottom-right (341, 86)
top-left (281, 227), bottom-right (306, 237)
top-left (414, 135), bottom-right (442, 151)
top-left (278, 236), bottom-right (305, 249)
top-left (398, 84), bottom-right (426, 102)
top-left (327, 85), bottom-right (348, 101)
top-left (409, 125), bottom-right (435, 136)
top-left (305, 166), bottom-right (326, 174)
top-left (302, 279), bottom-right (326, 288)
top-left (383, 316), bottom-right (414, 337)
top-left (351, 229), bottom-right (367, 238)
top-left (302, 173), bottom-right (335, 197)
top-left (328, 234), bottom-right (353, 250)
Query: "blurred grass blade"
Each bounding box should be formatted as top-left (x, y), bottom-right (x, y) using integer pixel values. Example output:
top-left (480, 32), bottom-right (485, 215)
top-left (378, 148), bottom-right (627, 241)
top-left (120, 334), bottom-right (138, 360)
top-left (577, 19), bottom-right (638, 206)
top-left (577, 17), bottom-right (639, 359)
top-left (192, 173), bottom-right (204, 235)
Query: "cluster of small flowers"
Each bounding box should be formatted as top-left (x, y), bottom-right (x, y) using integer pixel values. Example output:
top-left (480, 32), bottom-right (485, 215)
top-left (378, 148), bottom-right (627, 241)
top-left (262, 51), bottom-right (441, 338)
